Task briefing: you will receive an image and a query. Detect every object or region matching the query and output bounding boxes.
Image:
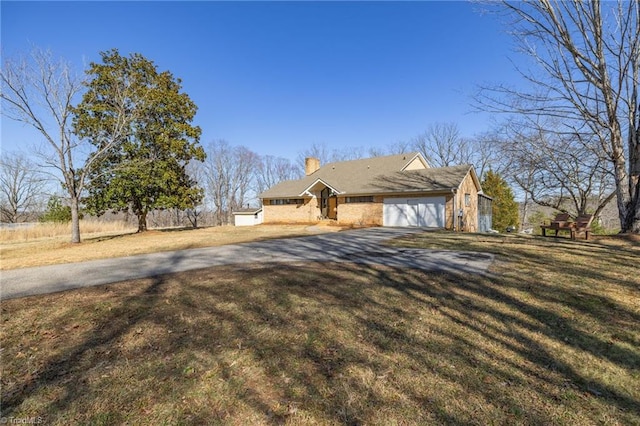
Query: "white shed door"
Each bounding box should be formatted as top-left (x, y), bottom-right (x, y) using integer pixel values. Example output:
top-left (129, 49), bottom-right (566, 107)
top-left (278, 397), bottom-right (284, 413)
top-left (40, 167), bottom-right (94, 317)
top-left (383, 197), bottom-right (445, 227)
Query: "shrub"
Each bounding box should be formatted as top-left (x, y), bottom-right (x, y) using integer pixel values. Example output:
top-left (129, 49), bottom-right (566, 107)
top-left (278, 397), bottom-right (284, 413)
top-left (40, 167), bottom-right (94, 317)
top-left (40, 196), bottom-right (73, 223)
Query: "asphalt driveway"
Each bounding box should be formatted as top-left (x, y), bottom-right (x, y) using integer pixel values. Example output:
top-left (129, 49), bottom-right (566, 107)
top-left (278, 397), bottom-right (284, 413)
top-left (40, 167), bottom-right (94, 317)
top-left (0, 227), bottom-right (494, 300)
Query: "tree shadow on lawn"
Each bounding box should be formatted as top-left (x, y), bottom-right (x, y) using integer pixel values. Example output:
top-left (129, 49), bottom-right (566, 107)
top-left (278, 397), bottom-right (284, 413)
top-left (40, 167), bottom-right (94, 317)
top-left (394, 230), bottom-right (640, 293)
top-left (1, 254), bottom-right (639, 424)
top-left (84, 231), bottom-right (138, 243)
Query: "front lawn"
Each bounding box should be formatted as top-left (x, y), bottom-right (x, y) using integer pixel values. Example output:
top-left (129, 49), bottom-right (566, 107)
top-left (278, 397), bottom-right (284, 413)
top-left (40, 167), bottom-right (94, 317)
top-left (1, 232), bottom-right (638, 424)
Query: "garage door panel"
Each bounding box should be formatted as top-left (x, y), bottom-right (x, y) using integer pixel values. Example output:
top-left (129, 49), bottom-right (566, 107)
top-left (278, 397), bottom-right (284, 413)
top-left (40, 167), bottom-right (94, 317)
top-left (384, 197), bottom-right (445, 227)
top-left (383, 202), bottom-right (407, 227)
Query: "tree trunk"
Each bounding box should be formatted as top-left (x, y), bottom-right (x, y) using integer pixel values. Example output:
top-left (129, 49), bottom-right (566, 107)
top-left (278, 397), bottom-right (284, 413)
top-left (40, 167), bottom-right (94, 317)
top-left (137, 210), bottom-right (148, 232)
top-left (187, 209), bottom-right (198, 228)
top-left (70, 195), bottom-right (81, 243)
top-left (612, 129), bottom-right (640, 233)
top-left (622, 175), bottom-right (640, 233)
top-left (520, 193), bottom-right (530, 232)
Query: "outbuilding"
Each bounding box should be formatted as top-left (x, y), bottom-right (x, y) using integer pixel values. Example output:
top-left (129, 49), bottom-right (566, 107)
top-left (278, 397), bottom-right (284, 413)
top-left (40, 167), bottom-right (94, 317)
top-left (232, 207), bottom-right (263, 227)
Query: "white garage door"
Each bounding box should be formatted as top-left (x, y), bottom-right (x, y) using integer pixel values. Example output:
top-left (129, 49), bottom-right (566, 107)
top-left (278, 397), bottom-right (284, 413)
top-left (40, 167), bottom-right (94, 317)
top-left (383, 197), bottom-right (445, 227)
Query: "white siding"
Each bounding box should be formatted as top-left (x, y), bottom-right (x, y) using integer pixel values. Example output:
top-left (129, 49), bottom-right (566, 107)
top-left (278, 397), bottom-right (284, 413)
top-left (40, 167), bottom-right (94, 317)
top-left (233, 210), bottom-right (263, 226)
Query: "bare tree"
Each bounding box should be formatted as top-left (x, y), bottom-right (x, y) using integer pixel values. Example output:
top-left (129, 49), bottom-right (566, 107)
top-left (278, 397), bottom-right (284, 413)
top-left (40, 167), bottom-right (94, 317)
top-left (255, 155), bottom-right (302, 195)
top-left (297, 142), bottom-right (366, 168)
top-left (477, 1), bottom-right (640, 233)
top-left (500, 120), bottom-right (616, 219)
top-left (231, 146), bottom-right (259, 211)
top-left (411, 122), bottom-right (473, 167)
top-left (1, 49), bottom-right (127, 242)
top-left (470, 130), bottom-right (506, 180)
top-left (367, 140), bottom-right (412, 157)
top-left (184, 159), bottom-right (207, 228)
top-left (0, 152), bottom-right (47, 222)
top-left (203, 140), bottom-right (259, 225)
top-left (407, 122), bottom-right (499, 180)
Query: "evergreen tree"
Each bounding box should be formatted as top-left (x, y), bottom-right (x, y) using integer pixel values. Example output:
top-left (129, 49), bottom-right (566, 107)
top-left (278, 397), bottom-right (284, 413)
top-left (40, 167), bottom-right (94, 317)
top-left (482, 170), bottom-right (519, 232)
top-left (40, 196), bottom-right (72, 223)
top-left (74, 50), bottom-right (205, 232)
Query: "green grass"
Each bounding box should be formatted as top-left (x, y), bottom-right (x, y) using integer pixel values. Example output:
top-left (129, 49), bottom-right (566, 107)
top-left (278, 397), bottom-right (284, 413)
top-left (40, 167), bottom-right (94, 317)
top-left (1, 231), bottom-right (638, 425)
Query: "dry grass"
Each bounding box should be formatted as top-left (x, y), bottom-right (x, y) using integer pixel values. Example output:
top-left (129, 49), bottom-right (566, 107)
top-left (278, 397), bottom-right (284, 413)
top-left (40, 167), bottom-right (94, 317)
top-left (0, 220), bottom-right (135, 242)
top-left (0, 224), bottom-right (337, 270)
top-left (1, 231), bottom-right (638, 424)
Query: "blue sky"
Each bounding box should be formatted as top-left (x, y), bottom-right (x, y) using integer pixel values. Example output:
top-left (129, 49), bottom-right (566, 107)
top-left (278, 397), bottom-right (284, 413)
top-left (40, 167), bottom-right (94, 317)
top-left (2, 1), bottom-right (518, 161)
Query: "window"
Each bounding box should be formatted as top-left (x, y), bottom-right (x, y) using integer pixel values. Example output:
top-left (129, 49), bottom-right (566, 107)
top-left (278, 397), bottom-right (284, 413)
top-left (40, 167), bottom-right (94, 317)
top-left (270, 198), bottom-right (304, 205)
top-left (465, 193), bottom-right (471, 207)
top-left (345, 196), bottom-right (374, 203)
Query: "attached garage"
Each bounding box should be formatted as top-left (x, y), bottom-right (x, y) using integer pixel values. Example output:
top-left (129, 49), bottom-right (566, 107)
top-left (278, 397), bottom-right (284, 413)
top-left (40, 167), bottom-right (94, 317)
top-left (383, 197), bottom-right (446, 227)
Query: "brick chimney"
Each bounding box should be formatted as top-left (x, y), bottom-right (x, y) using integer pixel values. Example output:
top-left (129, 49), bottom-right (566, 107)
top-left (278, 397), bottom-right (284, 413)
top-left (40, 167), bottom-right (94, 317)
top-left (305, 157), bottom-right (320, 176)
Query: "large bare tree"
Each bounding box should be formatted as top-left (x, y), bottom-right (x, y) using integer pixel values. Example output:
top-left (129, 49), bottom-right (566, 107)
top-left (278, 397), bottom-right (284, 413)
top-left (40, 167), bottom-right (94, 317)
top-left (1, 49), bottom-right (127, 242)
top-left (478, 0), bottom-right (640, 233)
top-left (203, 140), bottom-right (259, 225)
top-left (0, 152), bottom-right (47, 223)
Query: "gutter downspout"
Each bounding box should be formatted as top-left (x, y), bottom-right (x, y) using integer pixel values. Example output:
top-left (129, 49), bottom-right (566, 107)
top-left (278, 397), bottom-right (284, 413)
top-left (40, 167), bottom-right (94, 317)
top-left (451, 188), bottom-right (457, 232)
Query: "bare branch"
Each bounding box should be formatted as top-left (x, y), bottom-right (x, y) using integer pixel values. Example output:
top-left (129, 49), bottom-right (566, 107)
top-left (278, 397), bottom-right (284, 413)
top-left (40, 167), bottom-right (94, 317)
top-left (476, 0), bottom-right (640, 232)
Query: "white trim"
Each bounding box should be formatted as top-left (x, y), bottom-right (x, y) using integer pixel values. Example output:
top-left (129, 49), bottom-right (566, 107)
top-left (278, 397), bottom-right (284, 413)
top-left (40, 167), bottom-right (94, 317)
top-left (400, 152), bottom-right (430, 171)
top-left (298, 178), bottom-right (342, 197)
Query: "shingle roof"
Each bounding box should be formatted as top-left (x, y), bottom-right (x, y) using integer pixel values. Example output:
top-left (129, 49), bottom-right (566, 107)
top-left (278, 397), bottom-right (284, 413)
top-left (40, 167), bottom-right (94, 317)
top-left (232, 207), bottom-right (263, 215)
top-left (368, 164), bottom-right (476, 194)
top-left (259, 152), bottom-right (477, 199)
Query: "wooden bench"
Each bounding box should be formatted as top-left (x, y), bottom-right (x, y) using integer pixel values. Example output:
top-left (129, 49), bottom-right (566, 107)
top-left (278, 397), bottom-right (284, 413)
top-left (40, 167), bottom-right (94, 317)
top-left (570, 214), bottom-right (593, 240)
top-left (540, 213), bottom-right (573, 237)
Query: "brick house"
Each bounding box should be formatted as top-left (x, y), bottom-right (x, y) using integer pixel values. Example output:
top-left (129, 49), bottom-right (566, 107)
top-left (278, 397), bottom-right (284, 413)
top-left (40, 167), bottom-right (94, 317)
top-left (259, 152), bottom-right (490, 231)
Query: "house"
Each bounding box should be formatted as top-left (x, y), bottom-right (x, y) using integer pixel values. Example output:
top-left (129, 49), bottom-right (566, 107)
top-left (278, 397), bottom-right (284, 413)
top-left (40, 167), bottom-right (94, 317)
top-left (232, 207), bottom-right (263, 226)
top-left (259, 152), bottom-right (491, 231)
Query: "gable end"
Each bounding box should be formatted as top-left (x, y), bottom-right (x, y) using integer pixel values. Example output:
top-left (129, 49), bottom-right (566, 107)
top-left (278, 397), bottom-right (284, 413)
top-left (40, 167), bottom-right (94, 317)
top-left (401, 153), bottom-right (430, 171)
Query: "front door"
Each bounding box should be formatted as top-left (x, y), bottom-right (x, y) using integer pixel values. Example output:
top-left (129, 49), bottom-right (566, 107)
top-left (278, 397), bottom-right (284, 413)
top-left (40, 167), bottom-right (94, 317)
top-left (328, 196), bottom-right (337, 220)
